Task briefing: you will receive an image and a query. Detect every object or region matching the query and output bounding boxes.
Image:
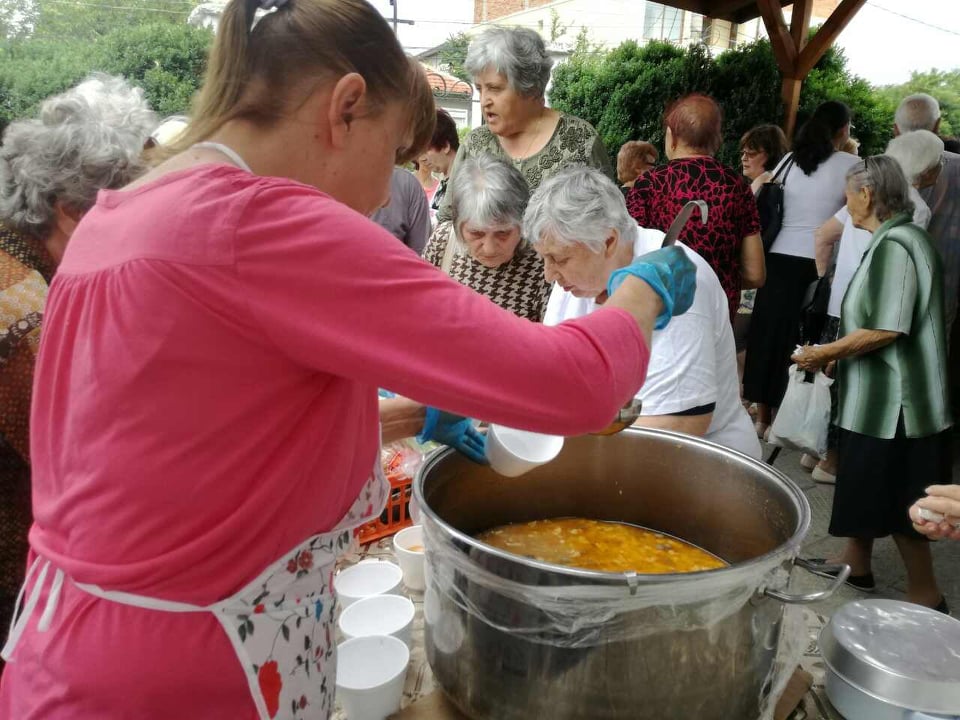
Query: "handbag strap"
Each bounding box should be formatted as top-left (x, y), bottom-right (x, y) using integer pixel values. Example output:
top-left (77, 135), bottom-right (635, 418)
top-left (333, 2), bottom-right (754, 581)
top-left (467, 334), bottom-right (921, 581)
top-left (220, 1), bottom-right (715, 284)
top-left (440, 224), bottom-right (458, 274)
top-left (770, 153), bottom-right (794, 184)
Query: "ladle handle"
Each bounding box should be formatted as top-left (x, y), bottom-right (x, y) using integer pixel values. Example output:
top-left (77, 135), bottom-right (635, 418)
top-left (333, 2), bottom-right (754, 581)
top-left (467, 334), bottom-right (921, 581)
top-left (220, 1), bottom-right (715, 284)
top-left (763, 558), bottom-right (851, 605)
top-left (661, 200), bottom-right (708, 248)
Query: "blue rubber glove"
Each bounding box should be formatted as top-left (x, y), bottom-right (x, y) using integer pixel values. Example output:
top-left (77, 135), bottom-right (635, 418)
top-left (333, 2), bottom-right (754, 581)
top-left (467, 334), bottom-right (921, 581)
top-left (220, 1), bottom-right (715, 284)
top-left (606, 245), bottom-right (697, 330)
top-left (417, 407), bottom-right (488, 464)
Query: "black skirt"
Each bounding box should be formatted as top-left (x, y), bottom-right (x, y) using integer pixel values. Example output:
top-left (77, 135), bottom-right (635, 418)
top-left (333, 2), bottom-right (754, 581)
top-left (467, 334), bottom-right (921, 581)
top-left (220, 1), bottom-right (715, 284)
top-left (742, 253), bottom-right (817, 407)
top-left (830, 419), bottom-right (953, 538)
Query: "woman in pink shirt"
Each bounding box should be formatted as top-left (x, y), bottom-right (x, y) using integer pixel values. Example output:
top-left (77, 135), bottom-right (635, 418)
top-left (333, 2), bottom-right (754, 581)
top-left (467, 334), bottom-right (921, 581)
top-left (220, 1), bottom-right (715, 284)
top-left (0, 1), bottom-right (695, 718)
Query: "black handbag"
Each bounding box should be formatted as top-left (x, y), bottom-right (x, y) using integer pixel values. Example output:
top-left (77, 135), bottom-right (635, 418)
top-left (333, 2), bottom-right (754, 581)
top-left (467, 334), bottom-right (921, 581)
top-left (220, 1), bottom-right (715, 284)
top-left (799, 275), bottom-right (831, 346)
top-left (756, 154), bottom-right (794, 253)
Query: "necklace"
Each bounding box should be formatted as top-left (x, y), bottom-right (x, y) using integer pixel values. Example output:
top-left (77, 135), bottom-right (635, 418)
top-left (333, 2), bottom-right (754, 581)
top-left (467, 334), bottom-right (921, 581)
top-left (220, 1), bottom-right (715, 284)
top-left (192, 141), bottom-right (253, 173)
top-left (512, 109), bottom-right (544, 167)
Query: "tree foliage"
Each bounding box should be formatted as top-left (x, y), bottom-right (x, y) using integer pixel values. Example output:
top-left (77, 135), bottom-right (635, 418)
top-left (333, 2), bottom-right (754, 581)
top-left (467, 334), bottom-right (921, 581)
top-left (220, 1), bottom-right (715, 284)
top-left (0, 12), bottom-right (211, 130)
top-left (550, 38), bottom-right (896, 168)
top-left (18, 0), bottom-right (192, 41)
top-left (97, 22), bottom-right (211, 117)
top-left (437, 32), bottom-right (471, 82)
top-left (877, 69), bottom-right (960, 136)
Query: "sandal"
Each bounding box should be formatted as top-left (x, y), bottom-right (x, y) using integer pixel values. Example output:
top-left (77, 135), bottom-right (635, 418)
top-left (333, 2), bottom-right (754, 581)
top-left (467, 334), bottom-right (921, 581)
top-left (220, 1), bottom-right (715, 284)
top-left (754, 421), bottom-right (770, 440)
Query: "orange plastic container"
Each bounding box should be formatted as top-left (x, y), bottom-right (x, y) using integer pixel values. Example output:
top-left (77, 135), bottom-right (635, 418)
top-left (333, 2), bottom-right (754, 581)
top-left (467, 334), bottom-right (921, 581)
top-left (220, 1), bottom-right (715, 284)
top-left (356, 448), bottom-right (416, 544)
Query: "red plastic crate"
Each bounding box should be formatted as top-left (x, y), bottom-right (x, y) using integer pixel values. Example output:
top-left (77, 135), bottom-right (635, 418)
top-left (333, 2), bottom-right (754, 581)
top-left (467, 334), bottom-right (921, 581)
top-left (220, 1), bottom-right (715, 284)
top-left (356, 451), bottom-right (416, 544)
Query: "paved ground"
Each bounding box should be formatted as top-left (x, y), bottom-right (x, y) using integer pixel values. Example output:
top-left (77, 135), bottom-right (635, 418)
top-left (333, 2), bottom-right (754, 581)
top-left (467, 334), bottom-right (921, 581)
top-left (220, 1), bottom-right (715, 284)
top-left (762, 437), bottom-right (960, 617)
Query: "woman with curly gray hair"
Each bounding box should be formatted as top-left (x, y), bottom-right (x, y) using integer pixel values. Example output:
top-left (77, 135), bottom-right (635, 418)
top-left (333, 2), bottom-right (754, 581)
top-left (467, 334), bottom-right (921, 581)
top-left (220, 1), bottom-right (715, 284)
top-left (0, 72), bottom-right (155, 659)
top-left (436, 26), bottom-right (613, 223)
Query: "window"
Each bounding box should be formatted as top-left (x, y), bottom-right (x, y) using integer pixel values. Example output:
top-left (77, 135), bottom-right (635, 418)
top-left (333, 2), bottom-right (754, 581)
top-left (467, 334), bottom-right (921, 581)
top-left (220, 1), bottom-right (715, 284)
top-left (643, 2), bottom-right (684, 42)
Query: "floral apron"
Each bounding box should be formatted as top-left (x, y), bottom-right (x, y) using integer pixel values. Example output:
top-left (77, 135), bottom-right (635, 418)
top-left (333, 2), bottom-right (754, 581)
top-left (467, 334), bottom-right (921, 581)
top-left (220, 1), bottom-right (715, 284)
top-left (2, 459), bottom-right (389, 720)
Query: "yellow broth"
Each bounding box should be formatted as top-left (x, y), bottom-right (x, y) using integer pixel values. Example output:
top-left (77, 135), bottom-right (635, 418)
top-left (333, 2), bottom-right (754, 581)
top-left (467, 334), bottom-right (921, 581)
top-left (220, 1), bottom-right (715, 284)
top-left (476, 518), bottom-right (726, 574)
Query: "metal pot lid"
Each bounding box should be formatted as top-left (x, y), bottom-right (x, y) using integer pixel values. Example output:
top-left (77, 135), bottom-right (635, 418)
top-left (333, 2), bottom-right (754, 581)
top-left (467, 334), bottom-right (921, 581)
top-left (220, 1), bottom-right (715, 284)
top-left (819, 599), bottom-right (960, 714)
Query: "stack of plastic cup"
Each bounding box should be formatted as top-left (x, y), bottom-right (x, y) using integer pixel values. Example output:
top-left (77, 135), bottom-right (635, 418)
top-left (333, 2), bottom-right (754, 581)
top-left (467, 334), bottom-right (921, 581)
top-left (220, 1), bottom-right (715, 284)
top-left (336, 634), bottom-right (410, 719)
top-left (335, 560), bottom-right (403, 608)
top-left (338, 594), bottom-right (416, 648)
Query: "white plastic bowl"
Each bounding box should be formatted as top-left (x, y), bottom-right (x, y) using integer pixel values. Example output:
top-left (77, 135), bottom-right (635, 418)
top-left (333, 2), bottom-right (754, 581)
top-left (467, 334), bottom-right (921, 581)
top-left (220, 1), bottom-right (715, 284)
top-left (336, 635), bottom-right (410, 720)
top-left (335, 560), bottom-right (403, 608)
top-left (486, 424), bottom-right (564, 477)
top-left (393, 525), bottom-right (425, 591)
top-left (338, 594), bottom-right (415, 648)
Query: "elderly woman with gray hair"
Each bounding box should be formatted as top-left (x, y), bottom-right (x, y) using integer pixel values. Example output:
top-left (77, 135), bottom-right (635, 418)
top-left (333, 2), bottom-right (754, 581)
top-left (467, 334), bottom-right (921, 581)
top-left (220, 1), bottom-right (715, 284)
top-left (436, 26), bottom-right (612, 224)
top-left (805, 134), bottom-right (936, 482)
top-left (793, 155), bottom-right (952, 613)
top-left (529, 166), bottom-right (760, 457)
top-left (423, 154), bottom-right (550, 321)
top-left (0, 73), bottom-right (156, 649)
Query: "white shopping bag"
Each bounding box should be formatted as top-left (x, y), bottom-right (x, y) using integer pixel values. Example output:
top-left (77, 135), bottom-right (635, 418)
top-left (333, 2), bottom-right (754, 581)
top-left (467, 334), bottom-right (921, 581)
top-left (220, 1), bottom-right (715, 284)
top-left (767, 364), bottom-right (833, 458)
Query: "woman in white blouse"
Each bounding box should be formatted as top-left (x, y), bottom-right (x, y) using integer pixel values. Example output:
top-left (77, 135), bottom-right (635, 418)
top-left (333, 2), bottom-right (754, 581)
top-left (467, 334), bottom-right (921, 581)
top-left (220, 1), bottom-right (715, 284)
top-left (743, 101), bottom-right (859, 439)
top-left (526, 166), bottom-right (760, 458)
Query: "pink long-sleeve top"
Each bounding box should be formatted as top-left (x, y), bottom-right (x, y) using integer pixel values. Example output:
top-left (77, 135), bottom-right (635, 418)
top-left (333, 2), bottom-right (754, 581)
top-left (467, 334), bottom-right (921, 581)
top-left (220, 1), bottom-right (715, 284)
top-left (0, 165), bottom-right (648, 719)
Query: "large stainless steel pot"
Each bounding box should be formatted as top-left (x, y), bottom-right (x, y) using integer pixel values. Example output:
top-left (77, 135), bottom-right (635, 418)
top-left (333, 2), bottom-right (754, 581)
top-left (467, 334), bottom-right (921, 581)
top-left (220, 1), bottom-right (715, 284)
top-left (413, 428), bottom-right (847, 720)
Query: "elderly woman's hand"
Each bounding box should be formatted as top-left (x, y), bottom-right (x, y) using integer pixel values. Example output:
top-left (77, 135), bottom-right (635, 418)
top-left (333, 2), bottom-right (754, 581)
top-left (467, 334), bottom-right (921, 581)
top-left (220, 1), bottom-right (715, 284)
top-left (607, 246), bottom-right (697, 329)
top-left (910, 485), bottom-right (960, 541)
top-left (791, 344), bottom-right (830, 372)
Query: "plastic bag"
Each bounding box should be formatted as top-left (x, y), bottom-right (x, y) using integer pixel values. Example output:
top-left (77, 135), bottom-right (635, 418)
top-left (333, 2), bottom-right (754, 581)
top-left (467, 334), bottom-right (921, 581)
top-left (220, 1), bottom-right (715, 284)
top-left (767, 364), bottom-right (832, 458)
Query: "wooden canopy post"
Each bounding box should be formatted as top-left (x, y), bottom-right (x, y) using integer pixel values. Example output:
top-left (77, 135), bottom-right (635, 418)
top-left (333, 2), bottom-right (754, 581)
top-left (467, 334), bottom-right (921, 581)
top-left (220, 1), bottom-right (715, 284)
top-left (756, 0), bottom-right (867, 140)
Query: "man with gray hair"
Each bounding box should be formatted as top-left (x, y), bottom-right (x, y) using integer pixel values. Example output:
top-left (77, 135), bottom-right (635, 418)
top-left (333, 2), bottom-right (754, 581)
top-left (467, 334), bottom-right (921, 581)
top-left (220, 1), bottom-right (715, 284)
top-left (894, 94), bottom-right (960, 337)
top-left (527, 166), bottom-right (760, 458)
top-left (0, 73), bottom-right (156, 655)
top-left (894, 93), bottom-right (942, 136)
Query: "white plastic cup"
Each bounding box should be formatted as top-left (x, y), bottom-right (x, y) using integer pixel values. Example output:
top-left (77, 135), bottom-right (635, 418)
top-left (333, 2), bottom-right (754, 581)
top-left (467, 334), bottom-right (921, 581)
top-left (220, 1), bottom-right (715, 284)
top-left (336, 635), bottom-right (410, 720)
top-left (335, 560), bottom-right (403, 608)
top-left (486, 424), bottom-right (564, 477)
top-left (338, 594), bottom-right (415, 648)
top-left (392, 525), bottom-right (425, 591)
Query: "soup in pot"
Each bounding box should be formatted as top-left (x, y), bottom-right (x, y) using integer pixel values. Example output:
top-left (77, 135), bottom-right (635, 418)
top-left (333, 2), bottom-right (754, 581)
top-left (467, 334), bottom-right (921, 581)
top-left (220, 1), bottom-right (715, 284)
top-left (476, 518), bottom-right (726, 574)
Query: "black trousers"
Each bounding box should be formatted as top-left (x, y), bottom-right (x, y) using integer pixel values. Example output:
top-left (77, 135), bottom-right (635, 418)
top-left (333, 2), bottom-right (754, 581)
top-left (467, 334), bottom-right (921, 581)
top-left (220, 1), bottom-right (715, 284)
top-left (743, 253), bottom-right (817, 407)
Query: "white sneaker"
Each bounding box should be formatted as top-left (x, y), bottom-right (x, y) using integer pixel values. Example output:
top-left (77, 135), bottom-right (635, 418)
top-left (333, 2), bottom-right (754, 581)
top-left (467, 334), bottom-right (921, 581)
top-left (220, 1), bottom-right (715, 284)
top-left (812, 465), bottom-right (836, 484)
top-left (800, 453), bottom-right (818, 471)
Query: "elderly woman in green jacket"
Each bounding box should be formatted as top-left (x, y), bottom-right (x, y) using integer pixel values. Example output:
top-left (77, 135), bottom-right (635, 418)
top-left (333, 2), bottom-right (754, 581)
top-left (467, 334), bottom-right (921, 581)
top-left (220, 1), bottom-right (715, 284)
top-left (793, 155), bottom-right (952, 613)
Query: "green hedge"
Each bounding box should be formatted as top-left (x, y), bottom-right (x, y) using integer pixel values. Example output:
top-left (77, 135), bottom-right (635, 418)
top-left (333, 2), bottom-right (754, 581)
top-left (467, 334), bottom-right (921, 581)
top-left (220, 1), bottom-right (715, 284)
top-left (550, 38), bottom-right (895, 168)
top-left (0, 22), bottom-right (212, 131)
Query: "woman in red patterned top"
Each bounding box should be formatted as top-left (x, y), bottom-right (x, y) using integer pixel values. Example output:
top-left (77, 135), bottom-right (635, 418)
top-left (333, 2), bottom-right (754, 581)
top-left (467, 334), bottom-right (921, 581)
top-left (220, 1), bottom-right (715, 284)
top-left (626, 94), bottom-right (765, 321)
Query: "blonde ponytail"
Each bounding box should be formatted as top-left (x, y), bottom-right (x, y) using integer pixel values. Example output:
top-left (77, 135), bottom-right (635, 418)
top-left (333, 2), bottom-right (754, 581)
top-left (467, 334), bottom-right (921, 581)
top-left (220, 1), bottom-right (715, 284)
top-left (168, 0), bottom-right (433, 158)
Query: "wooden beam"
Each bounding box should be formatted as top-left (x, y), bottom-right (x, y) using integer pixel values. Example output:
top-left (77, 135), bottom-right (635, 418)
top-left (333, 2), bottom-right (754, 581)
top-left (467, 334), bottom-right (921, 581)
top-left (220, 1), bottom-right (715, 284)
top-left (756, 0), bottom-right (797, 74)
top-left (646, 0), bottom-right (713, 15)
top-left (696, 0), bottom-right (756, 20)
top-left (732, 0), bottom-right (790, 24)
top-left (790, 0), bottom-right (813, 52)
top-left (781, 76), bottom-right (803, 140)
top-left (796, 0), bottom-right (867, 77)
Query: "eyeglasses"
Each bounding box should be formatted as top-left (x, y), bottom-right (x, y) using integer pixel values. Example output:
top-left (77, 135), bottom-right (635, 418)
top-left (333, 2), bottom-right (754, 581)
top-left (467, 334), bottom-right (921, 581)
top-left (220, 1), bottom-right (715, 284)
top-left (740, 149), bottom-right (761, 158)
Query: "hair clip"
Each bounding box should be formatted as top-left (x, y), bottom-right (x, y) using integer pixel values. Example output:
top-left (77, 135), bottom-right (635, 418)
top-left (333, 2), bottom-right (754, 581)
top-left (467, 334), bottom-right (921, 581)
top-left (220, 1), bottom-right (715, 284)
top-left (249, 0), bottom-right (289, 32)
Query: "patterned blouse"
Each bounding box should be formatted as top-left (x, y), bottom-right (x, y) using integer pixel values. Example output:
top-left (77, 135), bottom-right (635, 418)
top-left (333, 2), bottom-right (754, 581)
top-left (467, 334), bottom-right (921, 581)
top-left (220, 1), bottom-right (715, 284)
top-left (626, 156), bottom-right (760, 321)
top-left (436, 113), bottom-right (614, 224)
top-left (423, 222), bottom-right (550, 322)
top-left (0, 224), bottom-right (53, 644)
top-left (0, 225), bottom-right (52, 460)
